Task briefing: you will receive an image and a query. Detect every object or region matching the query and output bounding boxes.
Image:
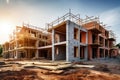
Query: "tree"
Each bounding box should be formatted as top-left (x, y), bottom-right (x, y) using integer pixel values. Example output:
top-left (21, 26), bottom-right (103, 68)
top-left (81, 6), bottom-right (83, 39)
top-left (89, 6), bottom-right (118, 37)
top-left (116, 43), bottom-right (120, 48)
top-left (0, 45), bottom-right (2, 57)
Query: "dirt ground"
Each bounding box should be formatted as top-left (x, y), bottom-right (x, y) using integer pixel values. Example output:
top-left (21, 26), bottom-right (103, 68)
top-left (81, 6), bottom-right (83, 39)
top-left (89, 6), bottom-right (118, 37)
top-left (0, 58), bottom-right (120, 80)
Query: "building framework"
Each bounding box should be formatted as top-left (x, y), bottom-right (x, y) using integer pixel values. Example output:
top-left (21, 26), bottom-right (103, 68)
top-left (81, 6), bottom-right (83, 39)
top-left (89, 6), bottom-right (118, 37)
top-left (2, 12), bottom-right (118, 62)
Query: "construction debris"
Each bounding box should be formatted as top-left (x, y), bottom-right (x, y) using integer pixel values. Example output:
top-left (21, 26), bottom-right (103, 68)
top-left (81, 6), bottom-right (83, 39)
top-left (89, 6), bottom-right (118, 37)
top-left (12, 61), bottom-right (94, 70)
top-left (73, 64), bottom-right (94, 68)
top-left (0, 62), bottom-right (5, 65)
top-left (0, 58), bottom-right (119, 80)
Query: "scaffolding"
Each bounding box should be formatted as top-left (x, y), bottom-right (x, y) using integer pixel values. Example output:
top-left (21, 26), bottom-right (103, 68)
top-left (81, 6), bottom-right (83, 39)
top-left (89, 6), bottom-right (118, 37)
top-left (46, 11), bottom-right (105, 33)
top-left (23, 23), bottom-right (46, 32)
top-left (46, 12), bottom-right (81, 30)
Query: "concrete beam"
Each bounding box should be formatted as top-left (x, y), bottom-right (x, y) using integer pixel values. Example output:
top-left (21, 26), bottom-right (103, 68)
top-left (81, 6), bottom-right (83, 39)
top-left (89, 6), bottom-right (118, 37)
top-left (52, 29), bottom-right (55, 61)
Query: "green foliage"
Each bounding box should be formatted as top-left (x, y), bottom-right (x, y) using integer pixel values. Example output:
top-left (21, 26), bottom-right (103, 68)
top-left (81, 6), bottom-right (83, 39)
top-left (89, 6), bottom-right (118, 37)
top-left (116, 43), bottom-right (120, 48)
top-left (0, 45), bottom-right (2, 57)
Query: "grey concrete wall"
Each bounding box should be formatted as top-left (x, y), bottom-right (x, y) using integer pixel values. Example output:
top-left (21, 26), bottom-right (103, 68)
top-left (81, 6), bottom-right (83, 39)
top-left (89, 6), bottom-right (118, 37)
top-left (66, 20), bottom-right (88, 62)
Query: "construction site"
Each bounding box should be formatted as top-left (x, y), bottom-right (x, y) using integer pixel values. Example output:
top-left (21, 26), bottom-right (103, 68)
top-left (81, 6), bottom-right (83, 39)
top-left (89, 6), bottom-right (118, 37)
top-left (1, 12), bottom-right (120, 80)
top-left (2, 12), bottom-right (118, 62)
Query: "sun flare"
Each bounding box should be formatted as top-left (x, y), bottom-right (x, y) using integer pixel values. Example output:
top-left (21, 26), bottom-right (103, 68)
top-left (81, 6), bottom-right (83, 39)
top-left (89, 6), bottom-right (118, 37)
top-left (0, 20), bottom-right (15, 43)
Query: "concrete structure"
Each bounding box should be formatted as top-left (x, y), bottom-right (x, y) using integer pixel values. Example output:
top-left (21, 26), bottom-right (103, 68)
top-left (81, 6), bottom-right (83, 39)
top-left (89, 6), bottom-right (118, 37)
top-left (2, 12), bottom-right (118, 62)
top-left (47, 20), bottom-right (88, 62)
top-left (2, 25), bottom-right (52, 60)
top-left (82, 17), bottom-right (118, 60)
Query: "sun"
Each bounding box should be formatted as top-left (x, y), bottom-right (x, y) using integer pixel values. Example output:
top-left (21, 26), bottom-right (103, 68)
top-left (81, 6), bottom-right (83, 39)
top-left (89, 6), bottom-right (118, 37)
top-left (0, 20), bottom-right (15, 43)
top-left (0, 21), bottom-right (13, 33)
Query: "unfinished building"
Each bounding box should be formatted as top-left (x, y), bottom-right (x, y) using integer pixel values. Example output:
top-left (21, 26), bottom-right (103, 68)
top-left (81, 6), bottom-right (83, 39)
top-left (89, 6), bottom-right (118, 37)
top-left (3, 24), bottom-right (52, 60)
top-left (2, 12), bottom-right (118, 62)
top-left (81, 16), bottom-right (118, 60)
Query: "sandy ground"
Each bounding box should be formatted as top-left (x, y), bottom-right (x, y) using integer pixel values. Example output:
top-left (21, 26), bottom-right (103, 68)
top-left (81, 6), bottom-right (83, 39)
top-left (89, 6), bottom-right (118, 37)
top-left (0, 58), bottom-right (120, 80)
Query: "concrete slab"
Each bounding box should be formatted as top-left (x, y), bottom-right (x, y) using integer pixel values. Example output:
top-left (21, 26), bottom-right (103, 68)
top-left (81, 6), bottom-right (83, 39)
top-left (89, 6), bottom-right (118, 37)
top-left (73, 64), bottom-right (95, 68)
top-left (36, 64), bottom-right (73, 70)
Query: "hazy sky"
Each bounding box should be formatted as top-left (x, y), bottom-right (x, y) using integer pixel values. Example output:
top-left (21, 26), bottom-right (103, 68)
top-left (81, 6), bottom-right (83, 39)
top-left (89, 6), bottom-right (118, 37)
top-left (0, 0), bottom-right (120, 44)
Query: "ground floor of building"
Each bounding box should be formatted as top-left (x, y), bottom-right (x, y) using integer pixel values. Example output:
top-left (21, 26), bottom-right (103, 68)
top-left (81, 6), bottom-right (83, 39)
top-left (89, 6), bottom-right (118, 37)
top-left (3, 45), bottom-right (118, 62)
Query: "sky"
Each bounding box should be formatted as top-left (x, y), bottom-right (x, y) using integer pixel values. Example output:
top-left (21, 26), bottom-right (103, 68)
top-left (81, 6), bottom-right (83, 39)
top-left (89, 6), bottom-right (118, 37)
top-left (0, 0), bottom-right (120, 44)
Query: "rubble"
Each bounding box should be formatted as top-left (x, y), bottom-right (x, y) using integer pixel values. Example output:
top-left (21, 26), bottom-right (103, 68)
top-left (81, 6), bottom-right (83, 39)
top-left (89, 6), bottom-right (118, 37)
top-left (0, 62), bottom-right (5, 65)
top-left (0, 58), bottom-right (120, 80)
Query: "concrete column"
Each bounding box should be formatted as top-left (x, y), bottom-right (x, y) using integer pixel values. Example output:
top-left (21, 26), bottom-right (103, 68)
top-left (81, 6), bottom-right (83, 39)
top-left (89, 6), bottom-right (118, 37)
top-left (35, 50), bottom-right (39, 58)
top-left (84, 46), bottom-right (88, 60)
top-left (35, 40), bottom-right (39, 58)
top-left (52, 29), bottom-right (55, 61)
top-left (103, 49), bottom-right (106, 58)
top-left (88, 46), bottom-right (92, 60)
top-left (66, 20), bottom-right (70, 62)
top-left (28, 49), bottom-right (30, 58)
top-left (15, 27), bottom-right (18, 59)
top-left (78, 29), bottom-right (80, 59)
top-left (86, 32), bottom-right (88, 44)
top-left (104, 38), bottom-right (105, 47)
top-left (108, 49), bottom-right (109, 58)
top-left (97, 48), bottom-right (100, 58)
top-left (85, 32), bottom-right (88, 60)
top-left (13, 52), bottom-right (15, 58)
top-left (15, 40), bottom-right (18, 59)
